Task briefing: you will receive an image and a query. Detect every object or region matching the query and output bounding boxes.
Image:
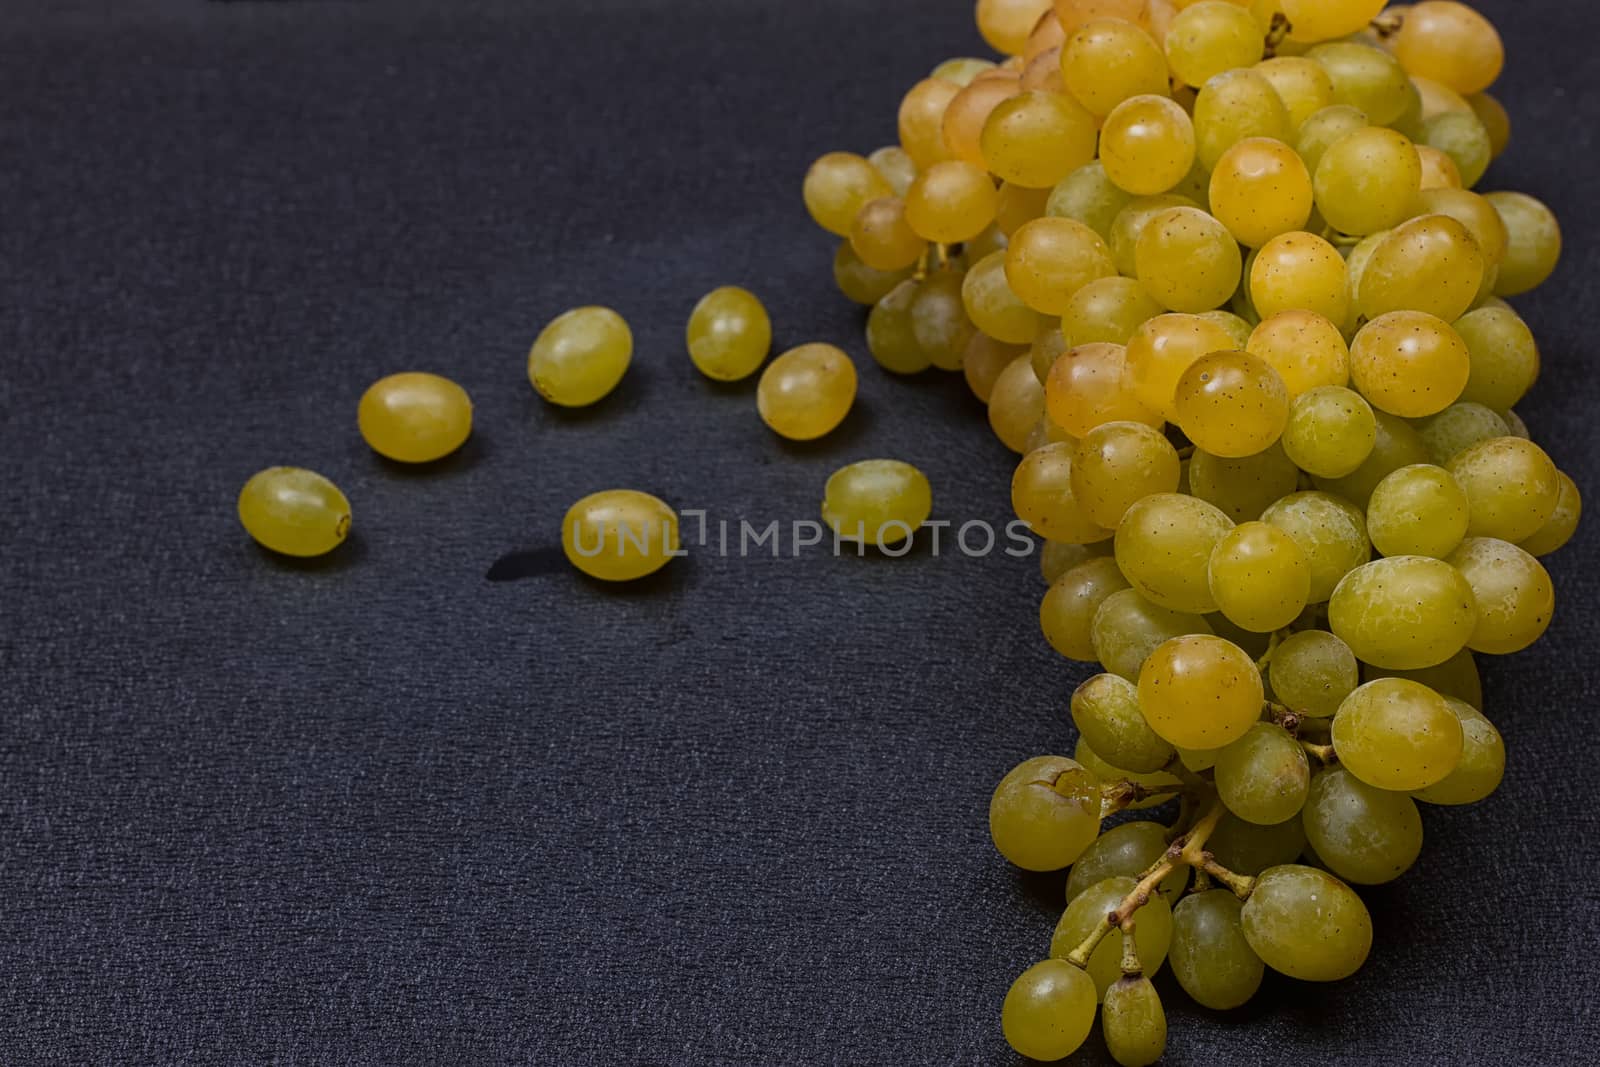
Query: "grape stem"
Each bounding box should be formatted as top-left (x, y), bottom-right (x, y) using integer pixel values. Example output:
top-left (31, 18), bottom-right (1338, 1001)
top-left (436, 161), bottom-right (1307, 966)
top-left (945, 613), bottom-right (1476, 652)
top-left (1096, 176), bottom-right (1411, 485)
top-left (1266, 701), bottom-right (1303, 736)
top-left (1118, 916), bottom-right (1142, 976)
top-left (1301, 740), bottom-right (1337, 765)
top-left (1262, 13), bottom-right (1292, 58)
top-left (1099, 778), bottom-right (1186, 819)
top-left (1200, 857), bottom-right (1257, 899)
top-left (1370, 11), bottom-right (1404, 39)
top-left (1254, 631), bottom-right (1284, 673)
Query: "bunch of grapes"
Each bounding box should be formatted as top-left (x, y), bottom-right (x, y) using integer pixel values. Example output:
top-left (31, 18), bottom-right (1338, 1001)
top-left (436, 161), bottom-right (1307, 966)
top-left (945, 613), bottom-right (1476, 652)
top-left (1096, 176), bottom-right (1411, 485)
top-left (803, 0), bottom-right (1572, 1061)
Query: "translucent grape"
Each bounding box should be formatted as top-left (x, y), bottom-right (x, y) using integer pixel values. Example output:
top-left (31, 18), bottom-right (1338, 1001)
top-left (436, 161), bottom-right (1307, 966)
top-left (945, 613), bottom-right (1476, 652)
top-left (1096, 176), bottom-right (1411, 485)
top-left (865, 280), bottom-right (932, 375)
top-left (1099, 95), bottom-right (1198, 197)
top-left (1005, 217), bottom-right (1117, 315)
top-left (833, 241), bottom-right (914, 306)
top-left (930, 56), bottom-right (999, 87)
top-left (995, 180), bottom-right (1053, 235)
top-left (1313, 127), bottom-right (1422, 236)
top-left (868, 144), bottom-right (918, 196)
top-left (1485, 191), bottom-right (1561, 296)
top-left (1218, 723), bottom-right (1310, 824)
top-left (1066, 821), bottom-right (1190, 903)
top-left (1262, 491), bottom-right (1372, 602)
top-left (1307, 41), bottom-right (1411, 125)
top-left (1062, 277), bottom-right (1167, 347)
top-left (1072, 673), bottom-right (1178, 773)
top-left (1048, 161), bottom-right (1137, 240)
top-left (1412, 698), bottom-right (1506, 804)
top-left (1050, 876), bottom-right (1174, 999)
top-left (821, 460), bottom-right (933, 547)
top-left (1046, 342), bottom-right (1163, 439)
top-left (1454, 306), bottom-right (1540, 410)
top-left (1357, 214), bottom-right (1485, 322)
top-left (686, 287), bottom-right (773, 382)
top-left (910, 270), bottom-right (977, 371)
top-left (1209, 812), bottom-right (1308, 876)
top-left (1241, 865), bottom-right (1372, 981)
top-left (1072, 421), bottom-right (1183, 528)
top-left (1249, 234), bottom-right (1351, 324)
top-left (1170, 891), bottom-right (1265, 1010)
top-left (1519, 471), bottom-right (1582, 557)
top-left (1043, 556), bottom-right (1130, 659)
top-left (964, 251), bottom-right (1043, 344)
top-left (1001, 959), bottom-right (1098, 1061)
top-left (1349, 310), bottom-right (1469, 418)
top-left (1329, 556), bottom-right (1476, 670)
top-left (1134, 207), bottom-right (1243, 314)
top-left (1256, 56), bottom-right (1337, 127)
top-left (804, 149), bottom-right (897, 237)
top-left (1295, 104), bottom-right (1369, 174)
top-left (237, 467), bottom-right (351, 558)
top-left (1103, 976), bottom-right (1166, 1067)
top-left (963, 334), bottom-right (1028, 403)
top-left (1448, 536), bottom-right (1555, 654)
top-left (1093, 588), bottom-right (1216, 681)
top-left (990, 354), bottom-right (1048, 452)
top-left (905, 161), bottom-right (999, 244)
top-left (1031, 321), bottom-right (1071, 385)
top-left (1313, 408), bottom-right (1431, 505)
top-left (1165, 1), bottom-right (1265, 88)
top-left (756, 343), bottom-right (858, 440)
top-left (1061, 18), bottom-right (1170, 117)
top-left (1175, 351), bottom-right (1290, 458)
top-left (528, 306), bottom-right (633, 407)
top-left (1366, 463), bottom-right (1469, 558)
top-left (561, 489), bottom-right (680, 582)
top-left (1281, 0), bottom-right (1386, 42)
top-left (978, 0), bottom-right (1057, 55)
top-left (1446, 436), bottom-right (1561, 542)
top-left (990, 755), bottom-right (1103, 870)
top-left (1416, 110), bottom-right (1491, 188)
top-left (1137, 634), bottom-right (1264, 749)
top-left (1014, 441), bottom-right (1114, 543)
top-left (1393, 1), bottom-right (1504, 94)
top-left (1469, 90), bottom-right (1511, 157)
top-left (1302, 766), bottom-right (1424, 884)
top-left (1418, 402), bottom-right (1510, 465)
top-left (943, 76), bottom-right (1020, 169)
top-left (898, 78), bottom-right (963, 169)
top-left (1055, 0), bottom-right (1148, 33)
top-left (1209, 522), bottom-right (1313, 632)
top-left (1193, 69), bottom-right (1292, 171)
top-left (1109, 194), bottom-right (1201, 275)
top-left (1282, 386), bottom-right (1377, 478)
top-left (1246, 309), bottom-right (1350, 396)
top-left (1270, 630), bottom-right (1359, 717)
top-left (1199, 309), bottom-right (1257, 349)
top-left (1210, 139), bottom-right (1314, 249)
top-left (1116, 493), bottom-right (1236, 614)
top-left (1124, 313), bottom-right (1238, 419)
top-left (1332, 676), bottom-right (1463, 790)
top-left (982, 89), bottom-right (1100, 188)
top-left (1416, 145), bottom-right (1463, 190)
top-left (357, 372), bottom-right (473, 463)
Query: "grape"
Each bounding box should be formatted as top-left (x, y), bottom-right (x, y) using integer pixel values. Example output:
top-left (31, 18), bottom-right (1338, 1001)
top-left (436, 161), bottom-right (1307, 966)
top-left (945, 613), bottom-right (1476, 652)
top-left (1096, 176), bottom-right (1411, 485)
top-left (1050, 876), bottom-right (1175, 999)
top-left (1055, 0), bottom-right (1148, 33)
top-left (1072, 422), bottom-right (1183, 529)
top-left (1357, 215), bottom-right (1485, 323)
top-left (1174, 351), bottom-right (1290, 458)
top-left (995, 180), bottom-right (1053, 235)
top-left (1093, 588), bottom-right (1216, 681)
top-left (1209, 522), bottom-right (1312, 633)
top-left (1026, 13), bottom-right (1069, 62)
top-left (1046, 342), bottom-right (1163, 437)
top-left (1138, 634), bottom-right (1264, 749)
top-left (802, 152), bottom-right (894, 236)
top-left (357, 372), bottom-right (472, 464)
top-left (1416, 110), bottom-right (1492, 188)
top-left (821, 460), bottom-right (933, 547)
top-left (1307, 41), bottom-right (1411, 126)
top-left (1446, 436), bottom-right (1561, 542)
top-left (1103, 976), bottom-right (1166, 1067)
top-left (1409, 74), bottom-right (1473, 121)
top-left (1241, 865), bottom-right (1372, 981)
top-left (1314, 127), bottom-right (1422, 236)
top-left (1031, 321), bottom-right (1071, 385)
top-left (1199, 309), bottom-right (1257, 349)
top-left (1041, 538), bottom-right (1114, 585)
top-left (833, 241), bottom-right (914, 306)
top-left (686, 287), bottom-right (773, 382)
top-left (963, 334), bottom-right (1029, 403)
top-left (756, 343), bottom-right (858, 441)
top-left (1270, 630), bottom-right (1359, 717)
top-left (1329, 556), bottom-right (1477, 670)
top-left (1075, 740), bottom-right (1185, 809)
top-left (1117, 493), bottom-right (1237, 614)
top-left (1366, 464), bottom-right (1470, 558)
top-left (1295, 104), bottom-right (1369, 174)
top-left (1099, 95), bottom-right (1198, 197)
top-left (1313, 408), bottom-right (1432, 506)
top-left (1072, 674), bottom-right (1178, 774)
top-left (1499, 407), bottom-right (1531, 440)
top-left (1282, 0), bottom-right (1385, 42)
top-left (1332, 677), bottom-right (1464, 790)
top-left (1249, 235), bottom-right (1351, 325)
top-left (1302, 765), bottom-right (1424, 884)
top-left (1519, 471), bottom-right (1582, 557)
top-left (1418, 402), bottom-right (1510, 465)
top-left (982, 89), bottom-right (1100, 188)
top-left (1209, 812), bottom-right (1308, 876)
top-left (1210, 139), bottom-right (1315, 249)
top-left (1066, 821), bottom-right (1189, 903)
top-left (1043, 557), bottom-right (1131, 659)
top-left (1469, 90), bottom-right (1511, 157)
top-left (1170, 891), bottom-right (1265, 1010)
top-left (1365, 647), bottom-right (1484, 709)
top-left (898, 79), bottom-right (964, 169)
top-left (910, 271), bottom-right (977, 371)
top-left (1125, 313), bottom-right (1239, 419)
top-left (528, 306), bottom-right (633, 407)
top-left (1454, 306), bottom-right (1540, 410)
top-left (989, 755), bottom-right (1103, 870)
top-left (561, 489), bottom-right (680, 582)
top-left (1109, 194), bottom-right (1202, 275)
top-left (1393, 1), bottom-right (1504, 94)
top-left (1165, 1), bottom-right (1266, 88)
top-left (1448, 537), bottom-right (1555, 654)
top-left (989, 354), bottom-right (1048, 453)
top-left (1061, 18), bottom-right (1171, 117)
top-left (943, 76), bottom-right (1020, 169)
top-left (866, 280), bottom-right (933, 375)
top-left (1194, 69), bottom-right (1292, 171)
top-left (1217, 722), bottom-right (1311, 825)
top-left (1001, 959), bottom-right (1097, 1061)
top-left (1413, 698), bottom-right (1506, 805)
top-left (1048, 161), bottom-right (1137, 240)
top-left (1417, 145), bottom-right (1463, 190)
top-left (1256, 56), bottom-right (1337, 127)
top-left (902, 165), bottom-right (996, 247)
top-left (1063, 278), bottom-right (1168, 348)
top-left (1012, 443), bottom-right (1112, 546)
top-left (1262, 491), bottom-right (1372, 602)
top-left (930, 56), bottom-right (999, 87)
top-left (1134, 207), bottom-right (1244, 314)
top-left (1349, 310), bottom-right (1470, 418)
top-left (1485, 191), bottom-right (1562, 296)
top-left (237, 467), bottom-right (351, 558)
top-left (978, 0), bottom-right (1056, 55)
top-left (1245, 309), bottom-right (1350, 396)
top-left (964, 251), bottom-right (1043, 344)
top-left (1005, 217), bottom-right (1117, 315)
top-left (1282, 386), bottom-right (1377, 478)
top-left (867, 144), bottom-right (918, 196)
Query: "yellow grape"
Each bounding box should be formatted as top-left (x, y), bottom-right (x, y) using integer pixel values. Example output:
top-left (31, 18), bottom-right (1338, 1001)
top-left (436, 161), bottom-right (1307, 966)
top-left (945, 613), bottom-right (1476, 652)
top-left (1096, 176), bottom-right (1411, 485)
top-left (1393, 0), bottom-right (1504, 95)
top-left (238, 467), bottom-right (351, 558)
top-left (528, 306), bottom-right (633, 408)
top-left (1448, 536), bottom-right (1555, 654)
top-left (1356, 214), bottom-right (1485, 322)
top-left (990, 354), bottom-right (1049, 452)
top-left (1137, 634), bottom-right (1265, 750)
top-left (686, 287), bottom-right (774, 383)
top-left (904, 161), bottom-right (999, 244)
top-left (1005, 217), bottom-right (1118, 315)
top-left (1445, 436), bottom-right (1562, 543)
top-left (898, 79), bottom-right (963, 169)
top-left (1208, 521), bottom-right (1312, 632)
top-left (1048, 161), bottom-right (1137, 240)
top-left (1014, 442), bottom-right (1115, 543)
top-left (1349, 310), bottom-right (1469, 418)
top-left (930, 57), bottom-right (1000, 87)
top-left (1060, 18), bottom-right (1171, 117)
top-left (1469, 91), bottom-right (1511, 157)
top-left (1001, 960), bottom-right (1097, 1062)
top-left (357, 372), bottom-right (473, 463)
top-left (1518, 471), bottom-right (1581, 557)
top-left (1193, 69), bottom-right (1292, 171)
top-left (911, 270), bottom-right (978, 371)
top-left (1248, 232), bottom-right (1350, 324)
top-left (1331, 678), bottom-right (1463, 790)
top-left (1126, 313), bottom-right (1240, 419)
top-left (1417, 145), bottom-right (1463, 190)
top-left (1313, 127), bottom-right (1422, 236)
top-left (1063, 276), bottom-right (1166, 347)
top-left (1263, 490), bottom-right (1372, 602)
top-left (1043, 556), bottom-right (1130, 659)
top-left (989, 755), bottom-right (1103, 871)
top-left (755, 343), bottom-right (858, 441)
top-left (822, 459), bottom-right (933, 547)
top-left (561, 489), bottom-right (680, 583)
top-left (995, 181), bottom-right (1054, 235)
top-left (1174, 350), bottom-right (1290, 458)
top-left (1366, 463), bottom-right (1470, 558)
top-left (1165, 1), bottom-right (1266, 88)
top-left (1281, 0), bottom-right (1385, 42)
top-left (1485, 191), bottom-right (1562, 297)
top-left (964, 250), bottom-right (1044, 344)
top-left (1099, 95), bottom-right (1198, 197)
top-left (1135, 206), bottom-right (1244, 313)
top-left (1072, 421), bottom-right (1184, 528)
top-left (943, 76), bottom-right (1020, 169)
top-left (1116, 493), bottom-right (1236, 614)
top-left (1045, 341), bottom-right (1164, 437)
top-left (1418, 188), bottom-right (1508, 266)
top-left (1245, 310), bottom-right (1350, 397)
top-left (1294, 104), bottom-right (1371, 174)
top-left (1328, 556), bottom-right (1477, 670)
top-left (869, 145), bottom-right (919, 196)
top-left (849, 197), bottom-right (927, 272)
top-left (1307, 42), bottom-right (1411, 126)
top-left (1109, 194), bottom-right (1201, 275)
top-left (1188, 443), bottom-right (1300, 522)
top-left (802, 152), bottom-right (894, 236)
top-left (833, 241), bottom-right (914, 306)
top-left (1209, 138), bottom-right (1314, 248)
top-left (1254, 56), bottom-right (1337, 127)
top-left (964, 334), bottom-right (1030, 403)
top-left (978, 0), bottom-right (1057, 55)
top-left (981, 89), bottom-right (1099, 188)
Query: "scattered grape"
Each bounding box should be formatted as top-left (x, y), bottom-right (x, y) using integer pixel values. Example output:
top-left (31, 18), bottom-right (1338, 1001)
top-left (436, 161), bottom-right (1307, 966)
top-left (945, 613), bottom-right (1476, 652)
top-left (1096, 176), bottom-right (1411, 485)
top-left (687, 287), bottom-right (773, 382)
top-left (238, 467), bottom-right (351, 558)
top-left (756, 343), bottom-right (858, 440)
top-left (357, 372), bottom-right (472, 464)
top-left (561, 489), bottom-right (680, 582)
top-left (528, 306), bottom-right (633, 407)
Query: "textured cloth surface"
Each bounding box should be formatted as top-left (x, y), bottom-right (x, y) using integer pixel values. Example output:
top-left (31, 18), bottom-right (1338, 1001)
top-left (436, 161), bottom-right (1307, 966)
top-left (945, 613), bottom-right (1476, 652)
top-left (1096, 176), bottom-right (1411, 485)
top-left (1, 1), bottom-right (1597, 1063)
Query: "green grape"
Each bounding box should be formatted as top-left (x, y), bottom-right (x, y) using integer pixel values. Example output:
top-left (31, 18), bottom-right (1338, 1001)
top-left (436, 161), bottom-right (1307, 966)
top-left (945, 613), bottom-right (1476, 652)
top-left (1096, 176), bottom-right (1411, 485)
top-left (1043, 557), bottom-right (1133, 660)
top-left (561, 489), bottom-right (679, 582)
top-left (965, 333), bottom-right (1029, 403)
top-left (1199, 309), bottom-right (1257, 349)
top-left (1419, 402), bottom-right (1511, 465)
top-left (868, 144), bottom-right (918, 196)
top-left (1103, 976), bottom-right (1166, 1067)
top-left (1269, 630), bottom-right (1359, 717)
top-left (1295, 104), bottom-right (1369, 174)
top-left (1250, 235), bottom-right (1351, 325)
top-left (1332, 677), bottom-right (1464, 789)
top-left (1454, 306), bottom-right (1540, 410)
top-left (1075, 740), bottom-right (1185, 810)
top-left (1394, 1), bottom-right (1504, 93)
top-left (1329, 556), bottom-right (1476, 670)
top-left (1138, 634), bottom-right (1264, 749)
top-left (982, 89), bottom-right (1100, 189)
top-left (1093, 588), bottom-right (1216, 681)
top-left (1282, 0), bottom-right (1386, 43)
top-left (1014, 442), bottom-right (1114, 544)
top-left (1061, 278), bottom-right (1168, 349)
top-left (821, 460), bottom-right (933, 547)
top-left (1050, 876), bottom-right (1175, 1000)
top-left (1134, 207), bottom-right (1244, 314)
top-left (237, 467), bottom-right (351, 558)
top-left (1446, 436), bottom-right (1562, 542)
top-left (1417, 111), bottom-right (1491, 188)
top-left (1448, 537), bottom-right (1555, 654)
top-left (964, 250), bottom-right (1043, 344)
top-left (1208, 812), bottom-right (1308, 876)
top-left (905, 160), bottom-right (999, 243)
top-left (1109, 194), bottom-right (1202, 276)
top-left (990, 354), bottom-right (1047, 453)
top-left (1419, 188), bottom-right (1509, 266)
top-left (1498, 407), bottom-right (1531, 439)
top-left (866, 280), bottom-right (934, 375)
top-left (1302, 765), bottom-right (1424, 884)
top-left (1350, 310), bottom-right (1470, 419)
top-left (1208, 522), bottom-right (1312, 633)
top-left (1048, 161), bottom-right (1137, 240)
top-left (686, 286), bottom-right (773, 382)
top-left (833, 241), bottom-right (914, 306)
top-left (1255, 56), bottom-right (1337, 127)
top-left (1061, 18), bottom-right (1171, 117)
top-left (1072, 422), bottom-right (1183, 529)
top-left (990, 755), bottom-right (1103, 870)
top-left (1313, 408), bottom-right (1432, 506)
top-left (1170, 891), bottom-right (1265, 1010)
top-left (1307, 42), bottom-right (1411, 126)
top-left (1116, 493), bottom-right (1236, 614)
top-left (1165, 1), bottom-right (1266, 88)
top-left (1485, 192), bottom-right (1562, 296)
top-left (1519, 471), bottom-right (1582, 557)
top-left (1241, 864), bottom-right (1372, 981)
top-left (1066, 821), bottom-right (1190, 904)
top-left (1193, 69), bottom-right (1292, 171)
top-left (1314, 127), bottom-right (1422, 236)
top-left (1357, 215), bottom-right (1485, 322)
top-left (1041, 538), bottom-right (1114, 585)
top-left (1188, 443), bottom-right (1301, 523)
top-left (850, 196), bottom-right (927, 272)
top-left (1045, 341), bottom-right (1164, 438)
top-left (1413, 697), bottom-right (1506, 805)
top-left (1099, 95), bottom-right (1198, 197)
top-left (1282, 386), bottom-right (1377, 478)
top-left (802, 151), bottom-right (894, 236)
top-left (1174, 351), bottom-right (1290, 458)
top-left (1365, 647), bottom-right (1484, 709)
top-left (1072, 674), bottom-right (1177, 773)
top-left (1125, 313), bottom-right (1240, 420)
top-left (756, 343), bottom-right (858, 441)
top-left (1005, 217), bottom-right (1117, 315)
top-left (1001, 959), bottom-right (1098, 1062)
top-left (1210, 138), bottom-right (1315, 249)
top-left (1366, 464), bottom-right (1470, 558)
top-left (1216, 722), bottom-right (1311, 825)
top-left (910, 270), bottom-right (977, 371)
top-left (527, 306), bottom-right (633, 407)
top-left (1262, 491), bottom-right (1372, 602)
top-left (357, 372), bottom-right (473, 464)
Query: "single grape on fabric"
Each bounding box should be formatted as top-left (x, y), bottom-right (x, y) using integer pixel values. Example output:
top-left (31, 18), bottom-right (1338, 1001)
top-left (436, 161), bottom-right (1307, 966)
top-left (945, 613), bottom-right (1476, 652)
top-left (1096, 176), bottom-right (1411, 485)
top-left (1103, 976), bottom-right (1167, 1067)
top-left (1216, 721), bottom-right (1311, 825)
top-left (1241, 865), bottom-right (1372, 982)
top-left (1071, 421), bottom-right (1183, 529)
top-left (1174, 351), bottom-right (1290, 459)
top-left (1208, 521), bottom-right (1312, 632)
top-left (756, 344), bottom-right (858, 441)
top-left (1170, 891), bottom-right (1264, 1010)
top-left (687, 287), bottom-right (773, 382)
top-left (1042, 556), bottom-right (1130, 660)
top-left (1445, 435), bottom-right (1562, 542)
top-left (1050, 876), bottom-right (1174, 999)
top-left (1001, 959), bottom-right (1098, 1062)
top-left (1302, 765), bottom-right (1425, 884)
top-left (562, 489), bottom-right (680, 582)
top-left (821, 460), bottom-right (933, 547)
top-left (1072, 673), bottom-right (1177, 773)
top-left (1269, 629), bottom-right (1360, 717)
top-left (1117, 493), bottom-right (1236, 614)
top-left (989, 755), bottom-right (1103, 871)
top-left (1329, 556), bottom-right (1478, 670)
top-left (1137, 634), bottom-right (1264, 749)
top-left (1332, 677), bottom-right (1464, 790)
top-left (1412, 697), bottom-right (1506, 805)
top-left (1093, 588), bottom-right (1216, 681)
top-left (1065, 820), bottom-right (1189, 903)
top-left (1448, 537), bottom-right (1555, 654)
top-left (528, 306), bottom-right (633, 407)
top-left (1282, 386), bottom-right (1377, 478)
top-left (1366, 464), bottom-right (1470, 558)
top-left (357, 372), bottom-right (473, 463)
top-left (238, 467), bottom-right (351, 558)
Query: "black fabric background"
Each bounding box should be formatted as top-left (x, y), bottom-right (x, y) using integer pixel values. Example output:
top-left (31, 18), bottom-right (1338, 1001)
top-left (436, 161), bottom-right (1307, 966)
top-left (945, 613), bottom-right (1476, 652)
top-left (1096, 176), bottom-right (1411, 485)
top-left (1, 1), bottom-right (1596, 1063)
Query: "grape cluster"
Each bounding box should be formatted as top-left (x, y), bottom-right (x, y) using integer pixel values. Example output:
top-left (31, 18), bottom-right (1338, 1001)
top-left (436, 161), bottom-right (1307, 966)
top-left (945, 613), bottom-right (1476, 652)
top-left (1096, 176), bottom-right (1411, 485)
top-left (804, 0), bottom-right (1572, 1061)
